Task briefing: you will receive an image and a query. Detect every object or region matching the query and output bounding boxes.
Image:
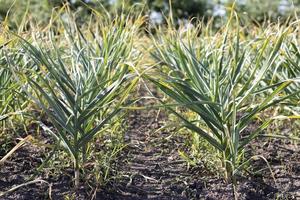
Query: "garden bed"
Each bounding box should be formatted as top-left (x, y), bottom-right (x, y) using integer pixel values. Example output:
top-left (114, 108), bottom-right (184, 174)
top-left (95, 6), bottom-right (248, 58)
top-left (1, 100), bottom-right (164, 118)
top-left (0, 88), bottom-right (299, 200)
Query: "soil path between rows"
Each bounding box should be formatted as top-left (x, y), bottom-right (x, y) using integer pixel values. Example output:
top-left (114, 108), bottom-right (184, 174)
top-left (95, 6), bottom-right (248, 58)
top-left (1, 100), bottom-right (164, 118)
top-left (106, 87), bottom-right (196, 199)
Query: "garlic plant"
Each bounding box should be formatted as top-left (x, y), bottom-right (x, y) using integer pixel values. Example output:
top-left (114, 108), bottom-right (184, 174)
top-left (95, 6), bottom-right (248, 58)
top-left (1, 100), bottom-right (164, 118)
top-left (8, 13), bottom-right (141, 187)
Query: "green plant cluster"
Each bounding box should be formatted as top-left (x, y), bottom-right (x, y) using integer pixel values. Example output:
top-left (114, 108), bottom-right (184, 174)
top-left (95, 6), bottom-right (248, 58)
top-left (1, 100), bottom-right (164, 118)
top-left (0, 4), bottom-right (299, 199)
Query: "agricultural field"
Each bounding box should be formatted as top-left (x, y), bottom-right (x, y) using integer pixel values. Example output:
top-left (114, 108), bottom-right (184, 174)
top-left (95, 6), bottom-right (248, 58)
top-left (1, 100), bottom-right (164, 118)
top-left (0, 1), bottom-right (300, 199)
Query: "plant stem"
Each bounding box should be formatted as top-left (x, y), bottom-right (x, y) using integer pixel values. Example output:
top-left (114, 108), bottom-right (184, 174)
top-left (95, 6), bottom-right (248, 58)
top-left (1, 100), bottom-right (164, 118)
top-left (232, 173), bottom-right (238, 200)
top-left (233, 182), bottom-right (238, 200)
top-left (74, 159), bottom-right (80, 188)
top-left (222, 152), bottom-right (229, 182)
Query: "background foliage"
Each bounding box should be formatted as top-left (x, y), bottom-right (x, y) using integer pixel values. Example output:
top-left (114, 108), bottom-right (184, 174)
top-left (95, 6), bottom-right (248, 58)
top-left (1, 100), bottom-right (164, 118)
top-left (0, 0), bottom-right (300, 27)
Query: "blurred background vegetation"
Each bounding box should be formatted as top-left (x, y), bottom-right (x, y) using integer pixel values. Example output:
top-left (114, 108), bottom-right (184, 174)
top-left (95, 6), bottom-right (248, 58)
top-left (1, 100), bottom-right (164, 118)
top-left (0, 0), bottom-right (299, 28)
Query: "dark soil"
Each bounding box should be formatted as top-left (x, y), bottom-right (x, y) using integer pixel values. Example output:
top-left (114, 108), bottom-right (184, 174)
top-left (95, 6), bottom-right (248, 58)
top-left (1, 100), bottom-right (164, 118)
top-left (0, 86), bottom-right (299, 199)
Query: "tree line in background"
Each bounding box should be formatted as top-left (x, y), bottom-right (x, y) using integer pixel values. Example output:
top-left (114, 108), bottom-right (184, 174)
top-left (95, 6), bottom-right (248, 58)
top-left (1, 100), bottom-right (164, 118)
top-left (0, 0), bottom-right (299, 27)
